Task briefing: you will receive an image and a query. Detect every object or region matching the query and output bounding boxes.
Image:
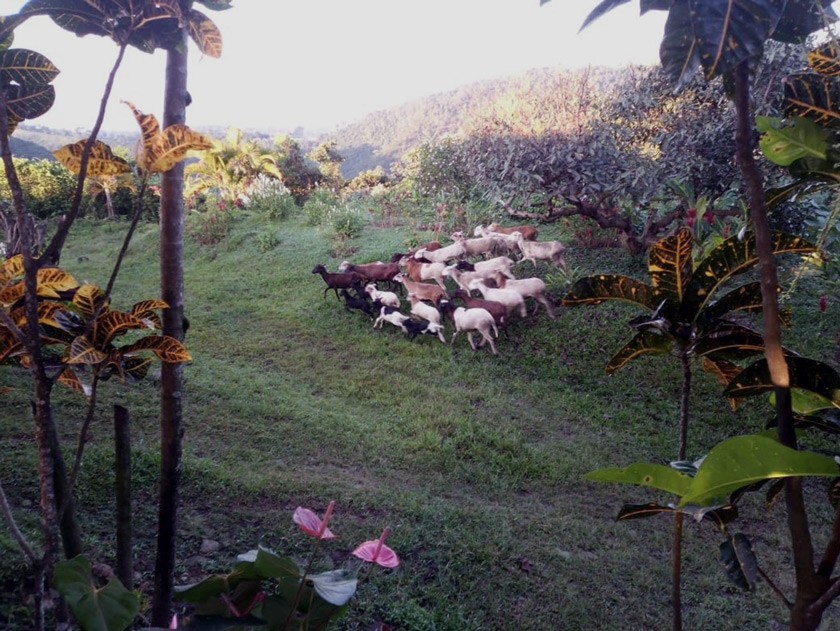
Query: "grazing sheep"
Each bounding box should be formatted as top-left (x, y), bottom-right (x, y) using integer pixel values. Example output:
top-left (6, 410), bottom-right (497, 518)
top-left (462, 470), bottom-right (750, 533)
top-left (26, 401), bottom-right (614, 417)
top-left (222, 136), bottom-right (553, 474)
top-left (487, 222), bottom-right (539, 241)
top-left (312, 264), bottom-right (365, 300)
top-left (393, 273), bottom-right (448, 305)
top-left (467, 278), bottom-right (527, 318)
top-left (439, 300), bottom-right (499, 355)
top-left (495, 275), bottom-right (555, 318)
top-left (365, 283), bottom-right (400, 309)
top-left (399, 256), bottom-right (448, 289)
top-left (340, 288), bottom-right (375, 319)
top-left (509, 232), bottom-right (567, 269)
top-left (338, 260), bottom-right (400, 290)
top-left (414, 241), bottom-right (466, 264)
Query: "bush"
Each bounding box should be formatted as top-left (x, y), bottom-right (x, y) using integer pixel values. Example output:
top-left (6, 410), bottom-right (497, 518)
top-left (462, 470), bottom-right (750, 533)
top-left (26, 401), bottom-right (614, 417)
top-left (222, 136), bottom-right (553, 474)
top-left (256, 230), bottom-right (281, 252)
top-left (187, 201), bottom-right (233, 246)
top-left (0, 158), bottom-right (95, 219)
top-left (302, 187), bottom-right (339, 227)
top-left (248, 176), bottom-right (298, 221)
top-left (330, 208), bottom-right (366, 240)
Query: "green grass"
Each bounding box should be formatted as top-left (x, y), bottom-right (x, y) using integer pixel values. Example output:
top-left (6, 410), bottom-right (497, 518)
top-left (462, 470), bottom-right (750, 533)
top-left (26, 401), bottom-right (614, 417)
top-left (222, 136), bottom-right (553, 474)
top-left (1, 210), bottom-right (839, 629)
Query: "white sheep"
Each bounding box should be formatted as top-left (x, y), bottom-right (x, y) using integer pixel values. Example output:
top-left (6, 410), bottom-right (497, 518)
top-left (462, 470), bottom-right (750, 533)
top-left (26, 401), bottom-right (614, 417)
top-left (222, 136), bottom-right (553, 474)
top-left (442, 264), bottom-right (501, 292)
top-left (450, 232), bottom-right (499, 259)
top-left (414, 242), bottom-right (466, 264)
top-left (509, 231), bottom-right (567, 269)
top-left (495, 275), bottom-right (555, 318)
top-left (373, 306), bottom-right (409, 333)
top-left (365, 283), bottom-right (400, 309)
top-left (467, 278), bottom-right (527, 318)
top-left (469, 255), bottom-right (517, 279)
top-left (409, 294), bottom-right (444, 326)
top-left (441, 303), bottom-right (499, 355)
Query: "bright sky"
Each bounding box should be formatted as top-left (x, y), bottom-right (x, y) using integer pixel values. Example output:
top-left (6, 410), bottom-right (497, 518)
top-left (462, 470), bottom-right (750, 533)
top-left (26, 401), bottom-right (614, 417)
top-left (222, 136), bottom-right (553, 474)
top-left (9, 1), bottom-right (667, 133)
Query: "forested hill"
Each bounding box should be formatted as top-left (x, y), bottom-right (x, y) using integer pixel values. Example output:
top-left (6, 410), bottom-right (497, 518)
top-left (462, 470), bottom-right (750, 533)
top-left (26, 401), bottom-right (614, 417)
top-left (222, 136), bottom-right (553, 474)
top-left (327, 65), bottom-right (654, 179)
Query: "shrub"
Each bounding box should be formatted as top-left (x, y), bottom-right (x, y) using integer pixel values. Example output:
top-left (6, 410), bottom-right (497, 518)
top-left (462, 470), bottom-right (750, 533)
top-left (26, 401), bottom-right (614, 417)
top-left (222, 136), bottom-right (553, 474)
top-left (302, 187), bottom-right (339, 227)
top-left (187, 203), bottom-right (233, 246)
top-left (0, 158), bottom-right (95, 219)
top-left (330, 208), bottom-right (366, 240)
top-left (256, 230), bottom-right (281, 252)
top-left (248, 175), bottom-right (298, 221)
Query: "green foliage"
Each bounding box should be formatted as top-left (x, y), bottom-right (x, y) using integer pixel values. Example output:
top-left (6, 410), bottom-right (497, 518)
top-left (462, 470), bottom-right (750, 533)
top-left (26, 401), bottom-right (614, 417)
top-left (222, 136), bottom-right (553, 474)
top-left (248, 176), bottom-right (298, 221)
top-left (54, 555), bottom-right (139, 631)
top-left (256, 230), bottom-right (280, 252)
top-left (303, 187), bottom-right (341, 227)
top-left (0, 158), bottom-right (93, 219)
top-left (187, 203), bottom-right (233, 246)
top-left (330, 208), bottom-right (366, 240)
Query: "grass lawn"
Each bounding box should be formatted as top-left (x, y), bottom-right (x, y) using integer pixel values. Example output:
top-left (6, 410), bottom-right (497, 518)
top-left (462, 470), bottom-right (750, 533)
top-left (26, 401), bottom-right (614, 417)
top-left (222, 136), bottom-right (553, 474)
top-left (1, 209), bottom-right (839, 629)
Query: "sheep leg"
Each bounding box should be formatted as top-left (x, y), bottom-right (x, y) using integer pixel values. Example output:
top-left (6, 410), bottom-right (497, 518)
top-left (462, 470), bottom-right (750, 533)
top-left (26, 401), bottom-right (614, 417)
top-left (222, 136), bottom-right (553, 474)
top-left (539, 295), bottom-right (556, 319)
top-left (518, 301), bottom-right (527, 318)
top-left (467, 332), bottom-right (477, 351)
top-left (482, 330), bottom-right (498, 355)
top-left (450, 330), bottom-right (459, 347)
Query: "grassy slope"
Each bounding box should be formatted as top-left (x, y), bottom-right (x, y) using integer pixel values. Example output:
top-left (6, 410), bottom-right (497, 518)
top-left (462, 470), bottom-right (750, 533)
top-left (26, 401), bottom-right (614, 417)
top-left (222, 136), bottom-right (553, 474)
top-left (1, 212), bottom-right (839, 629)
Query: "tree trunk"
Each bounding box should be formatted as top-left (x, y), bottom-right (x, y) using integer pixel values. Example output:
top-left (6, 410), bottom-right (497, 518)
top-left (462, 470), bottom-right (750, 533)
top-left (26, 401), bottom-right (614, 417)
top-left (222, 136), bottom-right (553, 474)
top-left (732, 61), bottom-right (826, 631)
top-left (150, 32), bottom-right (189, 627)
top-left (114, 405), bottom-right (133, 590)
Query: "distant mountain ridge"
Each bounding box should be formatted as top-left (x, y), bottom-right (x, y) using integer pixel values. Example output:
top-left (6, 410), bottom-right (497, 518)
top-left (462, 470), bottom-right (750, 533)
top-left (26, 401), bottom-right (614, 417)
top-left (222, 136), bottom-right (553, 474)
top-left (326, 64), bottom-right (648, 179)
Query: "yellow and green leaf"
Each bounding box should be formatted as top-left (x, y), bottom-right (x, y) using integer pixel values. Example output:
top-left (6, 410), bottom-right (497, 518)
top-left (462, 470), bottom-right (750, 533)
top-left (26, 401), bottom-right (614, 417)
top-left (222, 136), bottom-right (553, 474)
top-left (92, 311), bottom-right (148, 349)
top-left (681, 232), bottom-right (816, 320)
top-left (724, 357), bottom-right (840, 404)
top-left (53, 140), bottom-right (131, 176)
top-left (606, 330), bottom-right (673, 374)
top-left (586, 462), bottom-right (693, 497)
top-left (808, 42), bottom-right (840, 77)
top-left (563, 274), bottom-right (662, 310)
top-left (73, 284), bottom-right (108, 319)
top-left (783, 72), bottom-right (840, 127)
top-left (187, 9), bottom-right (223, 58)
top-left (56, 367), bottom-right (91, 397)
top-left (130, 299), bottom-right (168, 328)
top-left (120, 335), bottom-right (191, 363)
top-left (648, 227), bottom-right (693, 301)
top-left (67, 336), bottom-right (106, 365)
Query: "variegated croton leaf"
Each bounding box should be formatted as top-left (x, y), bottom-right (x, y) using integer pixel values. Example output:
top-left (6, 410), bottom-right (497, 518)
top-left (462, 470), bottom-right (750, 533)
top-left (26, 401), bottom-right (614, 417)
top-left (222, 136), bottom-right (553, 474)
top-left (53, 140), bottom-right (131, 176)
top-left (783, 72), bottom-right (840, 127)
top-left (124, 101), bottom-right (213, 173)
top-left (648, 227), bottom-right (693, 302)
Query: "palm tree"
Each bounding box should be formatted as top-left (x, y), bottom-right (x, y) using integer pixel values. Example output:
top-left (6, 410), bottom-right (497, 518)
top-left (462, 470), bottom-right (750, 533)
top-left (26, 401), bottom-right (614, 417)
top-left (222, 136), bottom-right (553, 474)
top-left (185, 127), bottom-right (282, 206)
top-left (87, 172), bottom-right (137, 219)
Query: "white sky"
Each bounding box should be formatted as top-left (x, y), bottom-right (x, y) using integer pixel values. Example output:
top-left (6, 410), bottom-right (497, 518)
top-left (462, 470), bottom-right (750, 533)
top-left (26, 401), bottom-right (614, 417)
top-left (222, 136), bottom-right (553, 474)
top-left (9, 1), bottom-right (667, 133)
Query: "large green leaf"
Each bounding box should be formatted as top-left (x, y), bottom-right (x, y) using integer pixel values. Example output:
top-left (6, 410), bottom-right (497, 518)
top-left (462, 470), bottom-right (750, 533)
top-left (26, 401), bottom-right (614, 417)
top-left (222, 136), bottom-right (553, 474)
top-left (724, 356), bottom-right (840, 402)
top-left (606, 330), bottom-right (673, 373)
top-left (720, 533), bottom-right (757, 591)
top-left (757, 115), bottom-right (828, 166)
top-left (784, 73), bottom-right (840, 127)
top-left (678, 434), bottom-right (840, 507)
top-left (586, 462), bottom-right (694, 497)
top-left (648, 227), bottom-right (693, 301)
top-left (681, 231), bottom-right (816, 320)
top-left (54, 555), bottom-right (140, 631)
top-left (563, 274), bottom-right (662, 310)
top-left (617, 502), bottom-right (738, 528)
top-left (687, 0), bottom-right (785, 81)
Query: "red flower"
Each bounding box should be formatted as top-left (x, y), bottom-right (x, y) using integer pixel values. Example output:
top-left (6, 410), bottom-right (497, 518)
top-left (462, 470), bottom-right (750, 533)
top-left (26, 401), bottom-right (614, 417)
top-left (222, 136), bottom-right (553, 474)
top-left (820, 295), bottom-right (829, 313)
top-left (352, 527), bottom-right (399, 568)
top-left (293, 501), bottom-right (337, 540)
top-left (705, 212), bottom-right (715, 225)
top-left (687, 208), bottom-right (696, 228)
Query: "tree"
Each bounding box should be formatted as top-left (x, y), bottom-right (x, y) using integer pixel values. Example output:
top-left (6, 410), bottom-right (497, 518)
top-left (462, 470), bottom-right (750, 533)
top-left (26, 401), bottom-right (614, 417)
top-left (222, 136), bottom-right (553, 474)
top-left (186, 127), bottom-right (282, 206)
top-left (309, 140), bottom-right (345, 191)
top-left (565, 0), bottom-right (840, 628)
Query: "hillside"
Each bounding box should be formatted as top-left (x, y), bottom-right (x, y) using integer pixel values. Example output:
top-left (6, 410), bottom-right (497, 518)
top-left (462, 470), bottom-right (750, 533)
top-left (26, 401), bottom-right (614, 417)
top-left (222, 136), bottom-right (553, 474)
top-left (326, 65), bottom-right (654, 179)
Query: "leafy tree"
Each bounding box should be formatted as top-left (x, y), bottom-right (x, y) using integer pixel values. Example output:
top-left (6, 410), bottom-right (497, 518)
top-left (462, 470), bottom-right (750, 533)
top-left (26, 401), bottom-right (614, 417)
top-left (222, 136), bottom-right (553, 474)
top-left (186, 127), bottom-right (282, 206)
top-left (273, 134), bottom-right (321, 202)
top-left (0, 1), bottom-right (229, 629)
top-left (309, 140), bottom-right (345, 191)
top-left (562, 0), bottom-right (840, 628)
top-left (565, 227), bottom-right (815, 627)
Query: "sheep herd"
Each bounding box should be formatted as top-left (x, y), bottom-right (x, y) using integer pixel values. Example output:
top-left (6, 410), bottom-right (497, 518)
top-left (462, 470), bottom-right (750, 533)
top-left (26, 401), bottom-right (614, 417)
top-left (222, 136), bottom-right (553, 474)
top-left (311, 223), bottom-right (567, 356)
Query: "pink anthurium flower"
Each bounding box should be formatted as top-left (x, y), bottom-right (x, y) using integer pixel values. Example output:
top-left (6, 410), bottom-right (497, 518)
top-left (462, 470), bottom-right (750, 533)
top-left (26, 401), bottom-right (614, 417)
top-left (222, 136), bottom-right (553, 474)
top-left (293, 500), bottom-right (337, 540)
top-left (352, 527), bottom-right (400, 568)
